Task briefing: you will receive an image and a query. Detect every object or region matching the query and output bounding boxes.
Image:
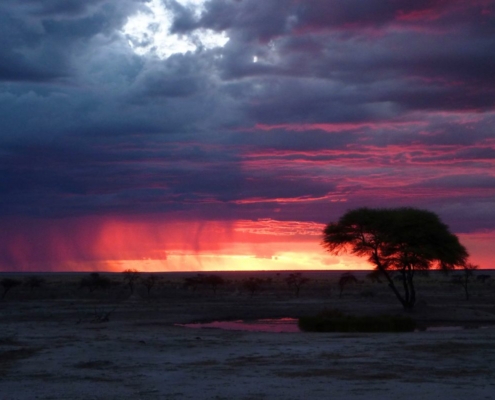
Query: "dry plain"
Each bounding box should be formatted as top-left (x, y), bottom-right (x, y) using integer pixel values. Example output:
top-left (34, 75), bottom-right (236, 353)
top-left (1, 270), bottom-right (495, 400)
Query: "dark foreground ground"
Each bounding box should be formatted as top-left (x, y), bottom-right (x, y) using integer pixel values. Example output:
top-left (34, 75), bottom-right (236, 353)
top-left (1, 270), bottom-right (495, 399)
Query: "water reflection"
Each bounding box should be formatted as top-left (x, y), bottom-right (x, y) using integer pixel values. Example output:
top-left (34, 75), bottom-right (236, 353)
top-left (177, 318), bottom-right (300, 333)
top-left (178, 319), bottom-right (488, 333)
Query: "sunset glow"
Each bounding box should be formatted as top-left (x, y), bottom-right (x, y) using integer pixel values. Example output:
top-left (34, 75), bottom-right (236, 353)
top-left (0, 217), bottom-right (365, 271)
top-left (0, 216), bottom-right (491, 271)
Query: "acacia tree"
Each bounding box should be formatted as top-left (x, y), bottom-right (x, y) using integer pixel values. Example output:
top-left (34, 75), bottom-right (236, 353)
top-left (322, 207), bottom-right (468, 309)
top-left (122, 269), bottom-right (140, 295)
top-left (285, 273), bottom-right (309, 297)
top-left (142, 275), bottom-right (160, 299)
top-left (79, 273), bottom-right (111, 293)
top-left (242, 277), bottom-right (265, 296)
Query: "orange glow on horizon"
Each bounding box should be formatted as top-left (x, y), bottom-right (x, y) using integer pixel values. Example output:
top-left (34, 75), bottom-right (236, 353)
top-left (94, 218), bottom-right (371, 272)
top-left (0, 216), bottom-right (492, 272)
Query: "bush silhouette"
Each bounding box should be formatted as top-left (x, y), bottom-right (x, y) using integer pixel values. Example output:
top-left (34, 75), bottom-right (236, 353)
top-left (242, 277), bottom-right (265, 296)
top-left (142, 275), bottom-right (160, 299)
top-left (299, 310), bottom-right (416, 332)
top-left (1, 278), bottom-right (22, 300)
top-left (285, 273), bottom-right (309, 297)
top-left (79, 273), bottom-right (111, 293)
top-left (24, 276), bottom-right (45, 291)
top-left (122, 269), bottom-right (140, 295)
top-left (183, 274), bottom-right (225, 295)
top-left (338, 272), bottom-right (358, 298)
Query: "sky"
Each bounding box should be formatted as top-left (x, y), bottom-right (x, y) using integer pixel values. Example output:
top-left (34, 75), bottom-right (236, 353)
top-left (0, 0), bottom-right (494, 272)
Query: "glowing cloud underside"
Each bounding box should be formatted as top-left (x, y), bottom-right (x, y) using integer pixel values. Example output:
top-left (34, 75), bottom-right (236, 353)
top-left (122, 0), bottom-right (229, 59)
top-left (0, 217), bottom-right (373, 272)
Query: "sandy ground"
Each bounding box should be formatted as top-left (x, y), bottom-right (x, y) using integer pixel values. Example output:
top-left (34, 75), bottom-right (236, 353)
top-left (1, 272), bottom-right (495, 399)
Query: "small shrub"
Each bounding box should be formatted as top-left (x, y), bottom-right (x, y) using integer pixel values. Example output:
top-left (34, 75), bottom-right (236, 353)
top-left (298, 311), bottom-right (416, 332)
top-left (285, 273), bottom-right (309, 297)
top-left (477, 274), bottom-right (491, 283)
top-left (24, 276), bottom-right (45, 291)
top-left (142, 274), bottom-right (160, 298)
top-left (183, 274), bottom-right (204, 292)
top-left (182, 274), bottom-right (225, 295)
top-left (338, 272), bottom-right (358, 298)
top-left (79, 273), bottom-right (111, 293)
top-left (205, 275), bottom-right (226, 295)
top-left (242, 277), bottom-right (265, 296)
top-left (122, 269), bottom-right (140, 294)
top-left (1, 278), bottom-right (22, 300)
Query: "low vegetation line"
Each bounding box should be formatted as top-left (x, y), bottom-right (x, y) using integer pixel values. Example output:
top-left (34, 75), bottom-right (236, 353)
top-left (298, 310), bottom-right (416, 333)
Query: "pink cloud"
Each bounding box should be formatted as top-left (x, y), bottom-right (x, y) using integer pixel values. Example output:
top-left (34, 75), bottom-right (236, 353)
top-left (252, 121), bottom-right (426, 133)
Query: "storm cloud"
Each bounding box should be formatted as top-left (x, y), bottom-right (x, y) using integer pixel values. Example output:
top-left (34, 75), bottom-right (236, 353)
top-left (0, 0), bottom-right (494, 270)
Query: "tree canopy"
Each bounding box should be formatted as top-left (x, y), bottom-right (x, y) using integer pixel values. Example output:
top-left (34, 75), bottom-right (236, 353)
top-left (322, 207), bottom-right (469, 309)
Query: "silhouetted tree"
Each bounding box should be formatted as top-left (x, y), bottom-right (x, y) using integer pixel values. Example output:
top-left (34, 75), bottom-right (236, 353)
top-left (142, 275), bottom-right (159, 299)
top-left (24, 276), bottom-right (45, 291)
top-left (203, 275), bottom-right (225, 295)
top-left (122, 269), bottom-right (140, 295)
top-left (476, 274), bottom-right (491, 283)
top-left (183, 274), bottom-right (205, 292)
top-left (242, 277), bottom-right (264, 296)
top-left (1, 278), bottom-right (22, 300)
top-left (338, 272), bottom-right (358, 298)
top-left (285, 273), bottom-right (309, 297)
top-left (79, 273), bottom-right (111, 293)
top-left (458, 263), bottom-right (478, 300)
top-left (182, 274), bottom-right (225, 295)
top-left (323, 207), bottom-right (468, 309)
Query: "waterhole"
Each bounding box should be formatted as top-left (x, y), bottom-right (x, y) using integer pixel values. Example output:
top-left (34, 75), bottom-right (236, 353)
top-left (176, 318), bottom-right (300, 333)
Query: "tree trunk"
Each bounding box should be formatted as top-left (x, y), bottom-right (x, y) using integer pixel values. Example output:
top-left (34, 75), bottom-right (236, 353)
top-left (405, 266), bottom-right (416, 309)
top-left (401, 270), bottom-right (410, 305)
top-left (378, 268), bottom-right (408, 309)
top-left (373, 251), bottom-right (411, 310)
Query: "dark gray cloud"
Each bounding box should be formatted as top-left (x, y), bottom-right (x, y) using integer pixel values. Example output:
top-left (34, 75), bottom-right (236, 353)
top-left (0, 0), bottom-right (144, 83)
top-left (0, 0), bottom-right (494, 243)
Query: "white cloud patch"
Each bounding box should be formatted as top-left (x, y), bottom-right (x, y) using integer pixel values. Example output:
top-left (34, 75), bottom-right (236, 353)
top-left (122, 0), bottom-right (229, 59)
